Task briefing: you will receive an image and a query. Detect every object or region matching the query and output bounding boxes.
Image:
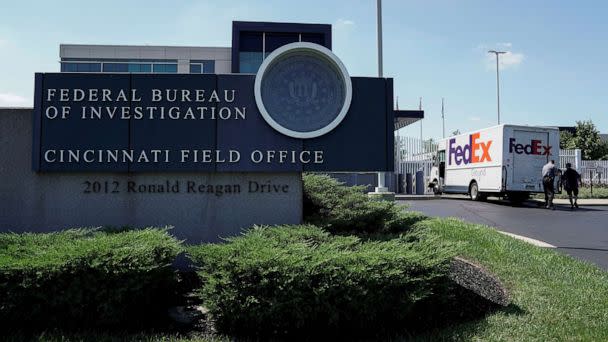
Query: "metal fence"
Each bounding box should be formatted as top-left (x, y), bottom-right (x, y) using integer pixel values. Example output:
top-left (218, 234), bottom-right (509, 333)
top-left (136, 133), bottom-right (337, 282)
top-left (394, 136), bottom-right (438, 193)
top-left (559, 149), bottom-right (608, 185)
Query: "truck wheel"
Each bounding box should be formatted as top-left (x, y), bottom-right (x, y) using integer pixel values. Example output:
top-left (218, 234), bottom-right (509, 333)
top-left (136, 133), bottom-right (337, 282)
top-left (469, 182), bottom-right (481, 201)
top-left (432, 180), bottom-right (441, 195)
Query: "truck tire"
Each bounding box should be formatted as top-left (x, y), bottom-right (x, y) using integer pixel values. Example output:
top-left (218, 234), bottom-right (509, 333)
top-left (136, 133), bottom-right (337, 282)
top-left (469, 182), bottom-right (482, 201)
top-left (432, 180), bottom-right (442, 195)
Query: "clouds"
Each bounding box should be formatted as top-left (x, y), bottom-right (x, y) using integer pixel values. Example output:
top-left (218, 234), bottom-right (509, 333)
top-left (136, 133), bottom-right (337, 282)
top-left (478, 42), bottom-right (525, 70)
top-left (0, 92), bottom-right (29, 107)
top-left (335, 18), bottom-right (355, 27)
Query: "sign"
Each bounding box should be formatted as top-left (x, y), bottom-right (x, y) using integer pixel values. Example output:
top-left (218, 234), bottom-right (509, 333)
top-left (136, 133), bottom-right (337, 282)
top-left (448, 132), bottom-right (493, 166)
top-left (32, 44), bottom-right (395, 173)
top-left (255, 42), bottom-right (351, 139)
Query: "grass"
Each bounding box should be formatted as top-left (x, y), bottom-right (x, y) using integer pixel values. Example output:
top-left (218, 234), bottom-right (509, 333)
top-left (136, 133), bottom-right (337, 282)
top-left (554, 186), bottom-right (608, 199)
top-left (412, 217), bottom-right (608, 341)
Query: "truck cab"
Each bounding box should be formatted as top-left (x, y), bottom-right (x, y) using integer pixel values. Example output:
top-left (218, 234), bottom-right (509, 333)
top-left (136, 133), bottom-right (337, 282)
top-left (429, 147), bottom-right (445, 194)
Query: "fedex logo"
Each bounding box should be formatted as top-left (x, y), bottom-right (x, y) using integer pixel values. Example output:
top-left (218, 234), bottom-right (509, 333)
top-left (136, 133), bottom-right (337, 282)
top-left (509, 138), bottom-right (552, 155)
top-left (449, 133), bottom-right (493, 166)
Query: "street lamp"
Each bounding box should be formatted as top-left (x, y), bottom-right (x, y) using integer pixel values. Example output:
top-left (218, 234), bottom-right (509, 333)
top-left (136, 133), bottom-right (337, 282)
top-left (488, 50), bottom-right (506, 125)
top-left (374, 0), bottom-right (388, 193)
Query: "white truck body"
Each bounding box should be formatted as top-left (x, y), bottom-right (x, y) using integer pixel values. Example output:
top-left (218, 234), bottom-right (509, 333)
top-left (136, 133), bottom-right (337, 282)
top-left (430, 124), bottom-right (560, 198)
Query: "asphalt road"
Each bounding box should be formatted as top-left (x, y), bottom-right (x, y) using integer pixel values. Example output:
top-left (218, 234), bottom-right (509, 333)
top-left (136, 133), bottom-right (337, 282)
top-left (401, 197), bottom-right (608, 270)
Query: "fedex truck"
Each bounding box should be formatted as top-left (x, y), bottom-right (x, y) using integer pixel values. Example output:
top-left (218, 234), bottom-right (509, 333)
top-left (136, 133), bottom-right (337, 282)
top-left (428, 124), bottom-right (560, 202)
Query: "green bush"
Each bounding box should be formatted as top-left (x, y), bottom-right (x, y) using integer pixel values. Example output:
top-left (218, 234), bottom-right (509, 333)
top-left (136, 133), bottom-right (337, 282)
top-left (303, 173), bottom-right (425, 234)
top-left (0, 228), bottom-right (181, 330)
top-left (188, 225), bottom-right (453, 337)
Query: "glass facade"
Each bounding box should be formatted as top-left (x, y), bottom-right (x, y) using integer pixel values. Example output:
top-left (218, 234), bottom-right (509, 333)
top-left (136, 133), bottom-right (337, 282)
top-left (190, 60), bottom-right (214, 74)
top-left (238, 31), bottom-right (264, 73)
top-left (61, 62), bottom-right (101, 72)
top-left (190, 64), bottom-right (202, 73)
top-left (301, 33), bottom-right (325, 46)
top-left (265, 32), bottom-right (298, 53)
top-left (152, 64), bottom-right (178, 73)
top-left (61, 59), bottom-right (177, 73)
top-left (234, 24), bottom-right (330, 73)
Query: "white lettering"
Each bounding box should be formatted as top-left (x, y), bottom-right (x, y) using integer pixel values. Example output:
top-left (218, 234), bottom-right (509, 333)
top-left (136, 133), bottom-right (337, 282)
top-left (44, 150), bottom-right (56, 162)
top-left (152, 89), bottom-right (162, 102)
top-left (45, 106), bottom-right (58, 119)
top-left (47, 89), bottom-right (56, 101)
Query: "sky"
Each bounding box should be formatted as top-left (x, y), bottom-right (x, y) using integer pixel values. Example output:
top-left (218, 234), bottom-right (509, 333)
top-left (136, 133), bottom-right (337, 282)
top-left (1, 0), bottom-right (607, 140)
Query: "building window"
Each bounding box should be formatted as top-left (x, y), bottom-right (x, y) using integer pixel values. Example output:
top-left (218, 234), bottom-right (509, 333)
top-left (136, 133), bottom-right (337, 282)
top-left (128, 63), bottom-right (152, 72)
top-left (239, 31), bottom-right (264, 73)
top-left (61, 62), bottom-right (101, 72)
top-left (103, 63), bottom-right (128, 72)
top-left (190, 64), bottom-right (202, 73)
top-left (301, 33), bottom-right (325, 46)
top-left (61, 59), bottom-right (179, 73)
top-left (153, 64), bottom-right (178, 73)
top-left (265, 32), bottom-right (299, 53)
top-left (239, 52), bottom-right (264, 73)
top-left (190, 60), bottom-right (215, 74)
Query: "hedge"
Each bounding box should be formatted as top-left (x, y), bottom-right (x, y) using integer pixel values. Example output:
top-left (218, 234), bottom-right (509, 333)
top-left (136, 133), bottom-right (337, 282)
top-left (188, 225), bottom-right (454, 337)
top-left (0, 228), bottom-right (181, 330)
top-left (303, 173), bottom-right (425, 234)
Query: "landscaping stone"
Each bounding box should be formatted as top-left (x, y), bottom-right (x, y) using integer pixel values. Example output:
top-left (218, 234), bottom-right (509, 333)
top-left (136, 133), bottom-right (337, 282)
top-left (449, 257), bottom-right (510, 306)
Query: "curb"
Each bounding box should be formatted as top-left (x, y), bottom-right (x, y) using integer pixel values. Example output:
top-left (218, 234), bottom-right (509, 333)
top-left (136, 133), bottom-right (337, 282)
top-left (395, 195), bottom-right (440, 200)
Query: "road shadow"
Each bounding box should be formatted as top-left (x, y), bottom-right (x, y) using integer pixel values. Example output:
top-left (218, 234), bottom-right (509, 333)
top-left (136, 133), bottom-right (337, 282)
top-left (556, 246), bottom-right (608, 252)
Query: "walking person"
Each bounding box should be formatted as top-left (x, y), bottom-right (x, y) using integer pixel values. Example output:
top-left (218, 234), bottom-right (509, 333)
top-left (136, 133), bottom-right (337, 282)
top-left (542, 160), bottom-right (557, 210)
top-left (562, 163), bottom-right (582, 209)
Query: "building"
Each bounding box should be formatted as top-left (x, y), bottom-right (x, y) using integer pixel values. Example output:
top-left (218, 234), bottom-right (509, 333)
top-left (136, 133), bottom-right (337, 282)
top-left (60, 44), bottom-right (230, 74)
top-left (59, 21), bottom-right (331, 76)
top-left (58, 20), bottom-right (422, 192)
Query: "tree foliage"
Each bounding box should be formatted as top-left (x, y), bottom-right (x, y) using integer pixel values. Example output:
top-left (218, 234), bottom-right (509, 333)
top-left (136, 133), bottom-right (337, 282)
top-left (561, 121), bottom-right (608, 160)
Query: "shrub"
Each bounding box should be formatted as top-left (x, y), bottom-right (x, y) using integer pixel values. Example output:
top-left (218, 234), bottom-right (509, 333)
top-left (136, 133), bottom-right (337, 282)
top-left (188, 225), bottom-right (454, 338)
top-left (0, 228), bottom-right (181, 330)
top-left (303, 173), bottom-right (425, 234)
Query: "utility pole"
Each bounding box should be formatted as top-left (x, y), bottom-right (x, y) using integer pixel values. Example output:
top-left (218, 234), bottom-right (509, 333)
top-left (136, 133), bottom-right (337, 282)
top-left (419, 97), bottom-right (423, 149)
top-left (441, 98), bottom-right (445, 139)
top-left (488, 50), bottom-right (506, 124)
top-left (374, 0), bottom-right (389, 193)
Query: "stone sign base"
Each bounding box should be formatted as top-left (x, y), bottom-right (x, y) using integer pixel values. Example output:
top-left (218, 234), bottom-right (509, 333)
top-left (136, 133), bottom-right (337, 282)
top-left (0, 109), bottom-right (302, 242)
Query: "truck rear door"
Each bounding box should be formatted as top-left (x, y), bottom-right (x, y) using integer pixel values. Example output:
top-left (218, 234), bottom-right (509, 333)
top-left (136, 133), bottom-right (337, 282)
top-left (511, 130), bottom-right (550, 191)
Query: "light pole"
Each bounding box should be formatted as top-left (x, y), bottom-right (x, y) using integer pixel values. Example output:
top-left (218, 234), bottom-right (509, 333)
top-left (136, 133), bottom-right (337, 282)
top-left (488, 50), bottom-right (506, 125)
top-left (374, 0), bottom-right (388, 193)
top-left (441, 98), bottom-right (445, 139)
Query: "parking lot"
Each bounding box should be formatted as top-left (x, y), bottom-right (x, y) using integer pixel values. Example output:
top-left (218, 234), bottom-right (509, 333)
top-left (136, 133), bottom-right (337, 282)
top-left (400, 197), bottom-right (608, 270)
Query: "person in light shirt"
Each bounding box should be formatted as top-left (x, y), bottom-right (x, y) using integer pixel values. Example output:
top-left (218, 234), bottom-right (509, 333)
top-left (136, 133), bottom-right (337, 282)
top-left (541, 160), bottom-right (557, 210)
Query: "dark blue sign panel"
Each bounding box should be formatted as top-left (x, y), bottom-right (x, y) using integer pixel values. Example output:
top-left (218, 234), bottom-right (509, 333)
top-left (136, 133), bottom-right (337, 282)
top-left (129, 74), bottom-right (217, 172)
top-left (37, 73), bottom-right (130, 171)
top-left (32, 73), bottom-right (394, 172)
top-left (216, 75), bottom-right (303, 172)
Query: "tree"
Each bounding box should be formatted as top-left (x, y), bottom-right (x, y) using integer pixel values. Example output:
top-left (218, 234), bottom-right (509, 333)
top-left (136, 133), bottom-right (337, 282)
top-left (560, 130), bottom-right (577, 149)
top-left (567, 120), bottom-right (608, 160)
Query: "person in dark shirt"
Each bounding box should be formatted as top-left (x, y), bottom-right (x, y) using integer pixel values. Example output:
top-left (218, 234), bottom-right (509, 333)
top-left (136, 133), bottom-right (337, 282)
top-left (562, 163), bottom-right (582, 209)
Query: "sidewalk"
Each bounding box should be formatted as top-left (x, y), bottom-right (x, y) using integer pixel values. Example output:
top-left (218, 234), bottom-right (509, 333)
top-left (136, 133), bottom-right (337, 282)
top-left (530, 198), bottom-right (608, 206)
